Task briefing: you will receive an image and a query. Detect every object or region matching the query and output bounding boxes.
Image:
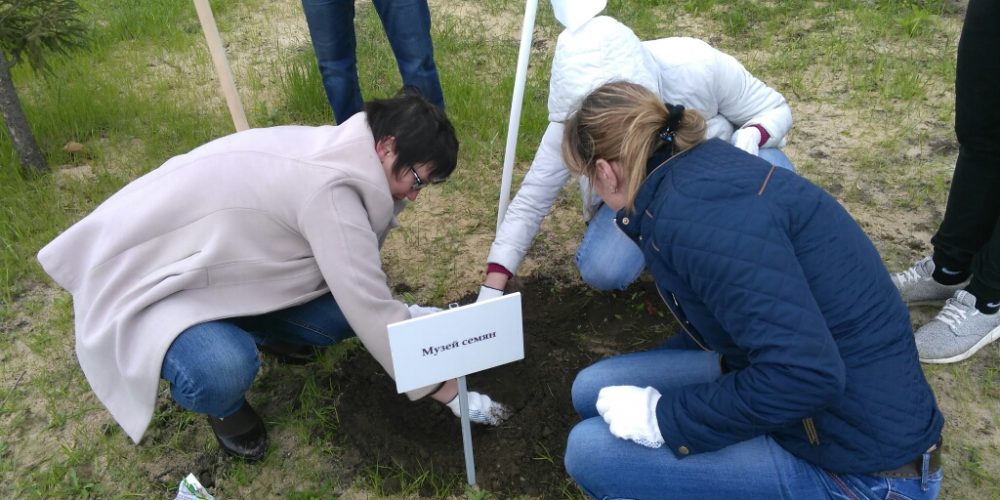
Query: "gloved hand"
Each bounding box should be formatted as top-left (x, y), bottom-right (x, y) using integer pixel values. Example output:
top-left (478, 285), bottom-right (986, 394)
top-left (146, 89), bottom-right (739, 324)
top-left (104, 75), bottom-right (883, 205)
top-left (476, 285), bottom-right (504, 302)
top-left (731, 126), bottom-right (762, 156)
top-left (445, 391), bottom-right (511, 426)
top-left (596, 385), bottom-right (664, 448)
top-left (407, 304), bottom-right (442, 318)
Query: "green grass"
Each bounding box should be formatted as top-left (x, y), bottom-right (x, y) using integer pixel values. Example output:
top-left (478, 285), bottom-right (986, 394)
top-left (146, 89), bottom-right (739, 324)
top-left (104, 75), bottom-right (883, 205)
top-left (2, 0), bottom-right (997, 498)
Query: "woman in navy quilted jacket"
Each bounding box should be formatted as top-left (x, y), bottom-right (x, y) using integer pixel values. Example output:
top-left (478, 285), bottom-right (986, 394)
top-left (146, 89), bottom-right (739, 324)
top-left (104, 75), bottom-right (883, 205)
top-left (560, 81), bottom-right (944, 499)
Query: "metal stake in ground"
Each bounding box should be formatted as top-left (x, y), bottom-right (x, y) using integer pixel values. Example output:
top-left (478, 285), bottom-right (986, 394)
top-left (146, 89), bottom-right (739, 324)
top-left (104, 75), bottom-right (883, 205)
top-left (387, 295), bottom-right (524, 488)
top-left (457, 375), bottom-right (476, 486)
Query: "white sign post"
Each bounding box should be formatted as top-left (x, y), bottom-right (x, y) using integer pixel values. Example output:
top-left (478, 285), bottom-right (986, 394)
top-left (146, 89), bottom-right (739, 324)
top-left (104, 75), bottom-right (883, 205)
top-left (496, 0), bottom-right (538, 230)
top-left (388, 293), bottom-right (524, 486)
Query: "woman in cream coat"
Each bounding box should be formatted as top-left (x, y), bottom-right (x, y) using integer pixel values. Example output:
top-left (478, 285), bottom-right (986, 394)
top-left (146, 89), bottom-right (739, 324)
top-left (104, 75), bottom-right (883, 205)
top-left (38, 91), bottom-right (507, 461)
top-left (478, 14), bottom-right (795, 300)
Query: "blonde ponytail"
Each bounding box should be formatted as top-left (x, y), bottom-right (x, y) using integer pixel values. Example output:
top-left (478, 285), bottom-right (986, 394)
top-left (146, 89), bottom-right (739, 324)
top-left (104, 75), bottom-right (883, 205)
top-left (563, 81), bottom-right (706, 213)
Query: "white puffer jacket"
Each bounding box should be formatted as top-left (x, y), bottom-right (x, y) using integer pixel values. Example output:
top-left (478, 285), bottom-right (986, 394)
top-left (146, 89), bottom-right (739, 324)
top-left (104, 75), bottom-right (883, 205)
top-left (486, 16), bottom-right (793, 275)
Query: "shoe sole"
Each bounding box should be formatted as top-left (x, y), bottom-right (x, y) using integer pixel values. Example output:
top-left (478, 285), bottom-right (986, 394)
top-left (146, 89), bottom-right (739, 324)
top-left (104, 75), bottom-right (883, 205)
top-left (919, 323), bottom-right (1000, 364)
top-left (217, 442), bottom-right (267, 462)
top-left (899, 279), bottom-right (970, 307)
top-left (905, 299), bottom-right (950, 307)
top-left (214, 432), bottom-right (268, 461)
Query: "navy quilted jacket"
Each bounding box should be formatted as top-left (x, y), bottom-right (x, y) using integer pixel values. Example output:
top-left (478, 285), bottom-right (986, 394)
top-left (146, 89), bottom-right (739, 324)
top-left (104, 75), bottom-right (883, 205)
top-left (617, 138), bottom-right (943, 473)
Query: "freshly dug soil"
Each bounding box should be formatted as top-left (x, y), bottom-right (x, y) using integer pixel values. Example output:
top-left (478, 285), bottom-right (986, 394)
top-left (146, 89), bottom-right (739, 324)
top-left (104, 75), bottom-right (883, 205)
top-left (320, 278), bottom-right (676, 497)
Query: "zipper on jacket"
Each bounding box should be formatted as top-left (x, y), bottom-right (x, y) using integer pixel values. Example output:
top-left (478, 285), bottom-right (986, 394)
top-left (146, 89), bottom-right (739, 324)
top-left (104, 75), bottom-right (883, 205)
top-left (655, 283), bottom-right (710, 352)
top-left (803, 417), bottom-right (820, 445)
top-left (757, 165), bottom-right (777, 195)
top-left (644, 146), bottom-right (708, 352)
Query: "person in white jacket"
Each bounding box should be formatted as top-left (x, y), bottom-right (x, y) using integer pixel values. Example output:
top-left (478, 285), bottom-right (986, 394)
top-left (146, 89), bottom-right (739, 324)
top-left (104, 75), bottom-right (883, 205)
top-left (479, 15), bottom-right (794, 298)
top-left (37, 91), bottom-right (508, 461)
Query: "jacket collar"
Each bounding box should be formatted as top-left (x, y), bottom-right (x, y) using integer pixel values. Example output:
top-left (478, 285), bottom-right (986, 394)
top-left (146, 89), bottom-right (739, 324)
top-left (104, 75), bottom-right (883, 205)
top-left (615, 143), bottom-right (693, 241)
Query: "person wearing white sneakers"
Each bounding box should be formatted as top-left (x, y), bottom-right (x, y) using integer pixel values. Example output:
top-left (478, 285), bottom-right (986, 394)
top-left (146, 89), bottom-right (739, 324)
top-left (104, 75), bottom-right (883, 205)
top-left (892, 0), bottom-right (1000, 364)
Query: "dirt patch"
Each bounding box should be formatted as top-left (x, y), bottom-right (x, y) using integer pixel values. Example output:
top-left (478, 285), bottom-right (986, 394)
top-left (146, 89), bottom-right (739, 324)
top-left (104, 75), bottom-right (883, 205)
top-left (317, 277), bottom-right (671, 497)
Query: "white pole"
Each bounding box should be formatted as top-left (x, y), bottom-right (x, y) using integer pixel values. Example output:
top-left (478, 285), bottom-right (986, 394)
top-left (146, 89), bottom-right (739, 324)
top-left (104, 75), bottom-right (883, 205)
top-left (193, 0), bottom-right (249, 132)
top-left (457, 376), bottom-right (476, 486)
top-left (496, 0), bottom-right (540, 231)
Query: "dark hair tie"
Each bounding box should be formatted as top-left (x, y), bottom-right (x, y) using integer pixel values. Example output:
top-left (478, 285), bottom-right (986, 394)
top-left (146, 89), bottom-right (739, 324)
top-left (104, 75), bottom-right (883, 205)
top-left (657, 103), bottom-right (686, 143)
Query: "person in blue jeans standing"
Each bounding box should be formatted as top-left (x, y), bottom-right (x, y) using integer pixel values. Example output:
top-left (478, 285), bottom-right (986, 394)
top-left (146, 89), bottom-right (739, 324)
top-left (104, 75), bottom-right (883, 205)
top-left (301, 0), bottom-right (445, 124)
top-left (560, 81), bottom-right (944, 498)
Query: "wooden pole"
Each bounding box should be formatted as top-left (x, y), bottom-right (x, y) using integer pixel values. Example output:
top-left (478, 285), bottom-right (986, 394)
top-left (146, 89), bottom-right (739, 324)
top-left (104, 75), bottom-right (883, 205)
top-left (193, 0), bottom-right (249, 131)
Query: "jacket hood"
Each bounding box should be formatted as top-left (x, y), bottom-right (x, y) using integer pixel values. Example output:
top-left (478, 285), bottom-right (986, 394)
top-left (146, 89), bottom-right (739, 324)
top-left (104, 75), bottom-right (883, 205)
top-left (547, 16), bottom-right (660, 123)
top-left (551, 0), bottom-right (607, 32)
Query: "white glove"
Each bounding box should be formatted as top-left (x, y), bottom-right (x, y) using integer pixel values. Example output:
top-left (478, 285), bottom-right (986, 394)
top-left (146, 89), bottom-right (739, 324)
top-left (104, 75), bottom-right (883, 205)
top-left (445, 391), bottom-right (511, 426)
top-left (731, 126), bottom-right (762, 156)
top-left (407, 304), bottom-right (441, 318)
top-left (596, 385), bottom-right (664, 448)
top-left (475, 285), bottom-right (503, 302)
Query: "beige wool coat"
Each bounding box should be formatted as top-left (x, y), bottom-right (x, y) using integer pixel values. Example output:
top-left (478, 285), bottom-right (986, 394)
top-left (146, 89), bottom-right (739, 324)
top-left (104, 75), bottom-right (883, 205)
top-left (37, 114), bottom-right (435, 443)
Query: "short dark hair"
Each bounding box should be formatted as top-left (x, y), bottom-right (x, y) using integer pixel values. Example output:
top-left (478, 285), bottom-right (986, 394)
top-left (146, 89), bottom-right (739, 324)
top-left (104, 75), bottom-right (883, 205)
top-left (364, 89), bottom-right (458, 182)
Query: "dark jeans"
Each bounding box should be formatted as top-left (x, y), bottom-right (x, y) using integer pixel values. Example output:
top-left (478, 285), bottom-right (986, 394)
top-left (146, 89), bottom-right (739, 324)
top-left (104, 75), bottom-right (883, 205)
top-left (159, 293), bottom-right (355, 418)
top-left (301, 0), bottom-right (445, 124)
top-left (931, 0), bottom-right (1000, 299)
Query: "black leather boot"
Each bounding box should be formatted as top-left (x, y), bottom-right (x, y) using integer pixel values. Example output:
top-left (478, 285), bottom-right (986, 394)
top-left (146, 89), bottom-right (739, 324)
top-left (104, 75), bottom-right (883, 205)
top-left (208, 400), bottom-right (267, 461)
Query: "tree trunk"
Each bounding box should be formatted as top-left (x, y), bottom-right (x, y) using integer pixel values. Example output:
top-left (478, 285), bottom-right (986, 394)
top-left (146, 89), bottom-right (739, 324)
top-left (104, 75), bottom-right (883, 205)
top-left (0, 51), bottom-right (47, 173)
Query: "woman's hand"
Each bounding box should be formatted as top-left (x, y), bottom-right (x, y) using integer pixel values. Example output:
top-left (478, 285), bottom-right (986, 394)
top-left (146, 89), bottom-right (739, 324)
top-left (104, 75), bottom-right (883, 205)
top-left (476, 271), bottom-right (509, 302)
top-left (445, 391), bottom-right (511, 426)
top-left (596, 385), bottom-right (665, 448)
top-left (432, 379), bottom-right (510, 426)
top-left (483, 271), bottom-right (509, 290)
top-left (407, 304), bottom-right (442, 318)
top-left (731, 126), bottom-right (762, 156)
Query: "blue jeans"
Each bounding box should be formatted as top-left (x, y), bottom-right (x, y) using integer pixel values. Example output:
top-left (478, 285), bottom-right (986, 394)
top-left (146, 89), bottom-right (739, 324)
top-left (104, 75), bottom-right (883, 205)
top-left (160, 293), bottom-right (355, 418)
top-left (576, 148), bottom-right (795, 290)
top-left (566, 348), bottom-right (942, 499)
top-left (301, 0), bottom-right (445, 123)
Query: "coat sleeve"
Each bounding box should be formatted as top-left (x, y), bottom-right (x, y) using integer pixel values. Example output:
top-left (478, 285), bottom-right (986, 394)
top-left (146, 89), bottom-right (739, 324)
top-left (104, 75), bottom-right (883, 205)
top-left (486, 122), bottom-right (573, 273)
top-left (297, 181), bottom-right (437, 401)
top-left (709, 47), bottom-right (793, 149)
top-left (653, 197), bottom-right (845, 456)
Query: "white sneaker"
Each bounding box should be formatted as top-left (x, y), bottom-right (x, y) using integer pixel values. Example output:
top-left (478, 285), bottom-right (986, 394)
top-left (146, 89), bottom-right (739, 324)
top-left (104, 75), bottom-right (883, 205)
top-left (892, 256), bottom-right (970, 305)
top-left (915, 290), bottom-right (1000, 364)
